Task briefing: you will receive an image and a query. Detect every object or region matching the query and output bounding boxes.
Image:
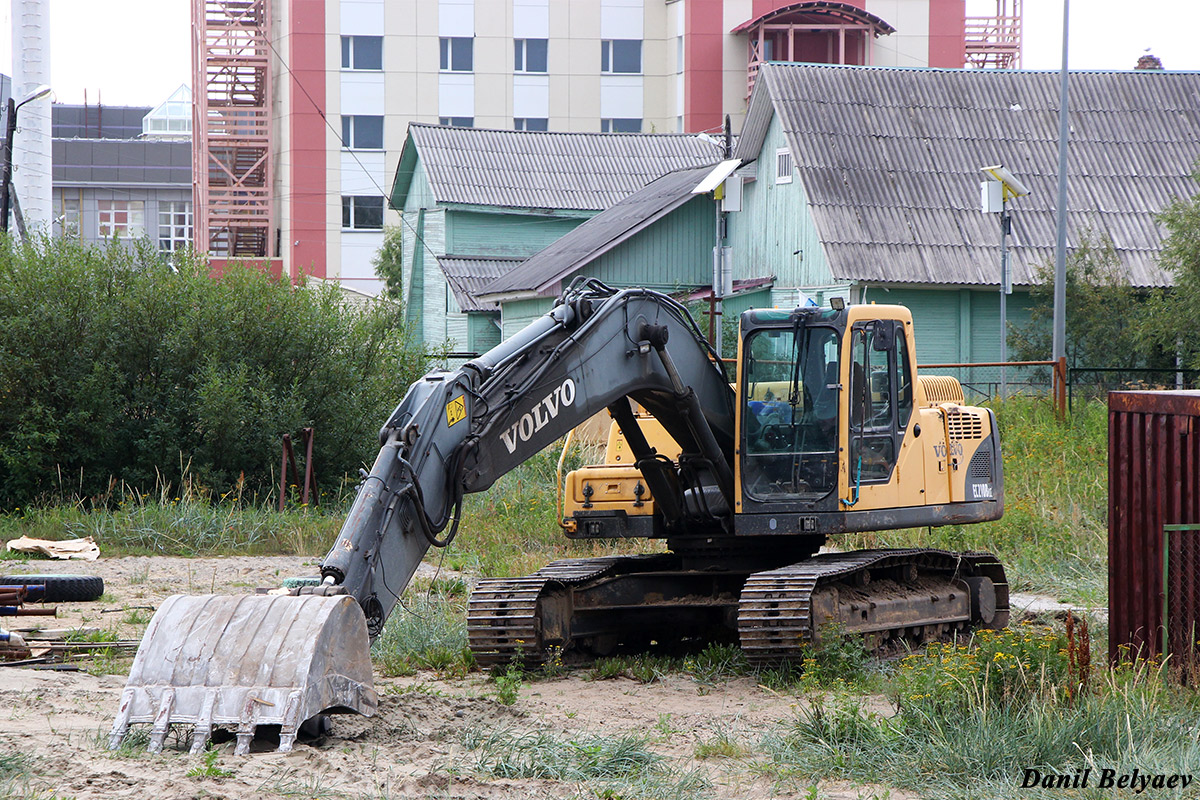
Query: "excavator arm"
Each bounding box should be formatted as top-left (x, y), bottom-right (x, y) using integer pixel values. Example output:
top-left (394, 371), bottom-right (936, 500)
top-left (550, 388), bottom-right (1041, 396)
top-left (112, 281), bottom-right (734, 754)
top-left (322, 279), bottom-right (737, 637)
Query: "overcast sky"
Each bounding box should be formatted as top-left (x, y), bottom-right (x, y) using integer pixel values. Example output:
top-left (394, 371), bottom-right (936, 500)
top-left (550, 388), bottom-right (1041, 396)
top-left (1, 0), bottom-right (1198, 106)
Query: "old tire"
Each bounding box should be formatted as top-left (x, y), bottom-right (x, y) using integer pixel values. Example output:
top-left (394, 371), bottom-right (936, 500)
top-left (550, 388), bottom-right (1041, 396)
top-left (0, 574), bottom-right (105, 602)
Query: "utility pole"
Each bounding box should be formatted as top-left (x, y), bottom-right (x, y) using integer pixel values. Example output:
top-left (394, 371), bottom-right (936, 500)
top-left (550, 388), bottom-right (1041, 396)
top-left (1051, 0), bottom-right (1071, 389)
top-left (1, 85), bottom-right (52, 234)
top-left (1, 97), bottom-right (17, 234)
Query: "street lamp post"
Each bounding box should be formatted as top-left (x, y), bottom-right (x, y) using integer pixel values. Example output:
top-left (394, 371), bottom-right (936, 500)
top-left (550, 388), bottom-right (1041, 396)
top-left (981, 165), bottom-right (1030, 399)
top-left (1, 84), bottom-right (53, 235)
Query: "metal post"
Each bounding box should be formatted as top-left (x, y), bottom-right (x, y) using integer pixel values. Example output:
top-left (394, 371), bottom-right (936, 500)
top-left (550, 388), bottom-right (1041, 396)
top-left (999, 206), bottom-right (1011, 398)
top-left (1051, 0), bottom-right (1070, 377)
top-left (1, 97), bottom-right (17, 234)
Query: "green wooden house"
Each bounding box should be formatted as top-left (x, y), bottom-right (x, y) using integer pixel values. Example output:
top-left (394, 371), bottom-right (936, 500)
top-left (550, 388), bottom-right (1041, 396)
top-left (728, 63), bottom-right (1195, 367)
top-left (387, 124), bottom-right (724, 352)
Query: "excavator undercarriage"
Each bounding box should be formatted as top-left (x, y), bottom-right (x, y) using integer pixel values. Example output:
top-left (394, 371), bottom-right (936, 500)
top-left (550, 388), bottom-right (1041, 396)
top-left (467, 547), bottom-right (1008, 668)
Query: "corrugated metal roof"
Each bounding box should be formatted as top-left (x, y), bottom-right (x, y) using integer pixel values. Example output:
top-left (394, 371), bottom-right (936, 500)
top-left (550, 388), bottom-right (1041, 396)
top-left (399, 123), bottom-right (724, 212)
top-left (438, 256), bottom-right (524, 312)
top-left (738, 63), bottom-right (1200, 288)
top-left (480, 164), bottom-right (717, 297)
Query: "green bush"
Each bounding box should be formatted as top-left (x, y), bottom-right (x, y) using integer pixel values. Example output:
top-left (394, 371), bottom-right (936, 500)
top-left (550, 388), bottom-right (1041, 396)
top-left (0, 235), bottom-right (427, 510)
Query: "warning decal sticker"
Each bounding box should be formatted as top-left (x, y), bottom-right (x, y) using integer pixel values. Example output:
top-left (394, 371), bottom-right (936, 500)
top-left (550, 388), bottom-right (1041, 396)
top-left (445, 395), bottom-right (466, 427)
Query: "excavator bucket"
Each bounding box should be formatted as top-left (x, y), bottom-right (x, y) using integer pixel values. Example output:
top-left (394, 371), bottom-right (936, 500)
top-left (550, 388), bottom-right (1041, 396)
top-left (109, 593), bottom-right (378, 755)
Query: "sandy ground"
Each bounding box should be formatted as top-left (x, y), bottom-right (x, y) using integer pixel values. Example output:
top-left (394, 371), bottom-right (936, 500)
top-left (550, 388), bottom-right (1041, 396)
top-left (0, 556), bottom-right (916, 800)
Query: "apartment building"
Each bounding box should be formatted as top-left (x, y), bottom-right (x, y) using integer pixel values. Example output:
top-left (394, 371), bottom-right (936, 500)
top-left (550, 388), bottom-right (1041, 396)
top-left (197, 1), bottom-right (1020, 293)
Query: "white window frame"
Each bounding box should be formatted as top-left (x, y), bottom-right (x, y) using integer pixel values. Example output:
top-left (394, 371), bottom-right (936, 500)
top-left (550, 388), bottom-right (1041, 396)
top-left (341, 115), bottom-right (384, 150)
top-left (342, 196), bottom-right (384, 230)
top-left (514, 117), bottom-right (549, 131)
top-left (439, 37), bottom-right (474, 72)
top-left (98, 199), bottom-right (146, 239)
top-left (514, 38), bottom-right (548, 73)
top-left (601, 39), bottom-right (642, 75)
top-left (341, 35), bottom-right (383, 71)
top-left (157, 200), bottom-right (193, 252)
top-left (601, 118), bottom-right (641, 133)
top-left (57, 190), bottom-right (81, 238)
top-left (775, 148), bottom-right (794, 184)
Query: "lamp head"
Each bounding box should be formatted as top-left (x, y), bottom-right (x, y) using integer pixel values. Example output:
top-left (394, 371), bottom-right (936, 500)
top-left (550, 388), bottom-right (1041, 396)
top-left (980, 165), bottom-right (1030, 200)
top-left (17, 85), bottom-right (52, 108)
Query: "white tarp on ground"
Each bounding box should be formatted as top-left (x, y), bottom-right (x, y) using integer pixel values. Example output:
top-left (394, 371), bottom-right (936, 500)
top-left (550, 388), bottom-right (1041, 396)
top-left (5, 536), bottom-right (100, 561)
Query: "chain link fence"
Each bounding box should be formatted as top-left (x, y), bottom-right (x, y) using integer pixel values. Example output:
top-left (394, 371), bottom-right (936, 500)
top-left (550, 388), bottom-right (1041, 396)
top-left (1067, 368), bottom-right (1200, 412)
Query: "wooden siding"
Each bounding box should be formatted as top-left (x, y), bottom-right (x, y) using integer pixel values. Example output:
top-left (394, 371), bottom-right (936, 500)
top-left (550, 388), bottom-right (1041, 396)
top-left (501, 296), bottom-right (554, 340)
top-left (589, 195), bottom-right (714, 290)
top-left (869, 287), bottom-right (1035, 366)
top-left (447, 211), bottom-right (585, 259)
top-left (728, 114), bottom-right (832, 291)
top-left (468, 313), bottom-right (502, 353)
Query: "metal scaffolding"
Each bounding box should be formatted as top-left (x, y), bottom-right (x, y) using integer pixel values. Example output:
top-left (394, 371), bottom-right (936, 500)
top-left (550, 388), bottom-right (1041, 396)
top-left (964, 0), bottom-right (1023, 69)
top-left (192, 0), bottom-right (273, 258)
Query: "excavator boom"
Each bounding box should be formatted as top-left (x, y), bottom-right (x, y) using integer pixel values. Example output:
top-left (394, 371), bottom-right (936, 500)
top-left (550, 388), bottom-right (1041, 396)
top-left (112, 280), bottom-right (737, 752)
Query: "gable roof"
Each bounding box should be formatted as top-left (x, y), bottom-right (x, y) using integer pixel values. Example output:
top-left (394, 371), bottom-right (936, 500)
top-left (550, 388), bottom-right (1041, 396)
top-left (390, 123), bottom-right (724, 213)
top-left (480, 164), bottom-right (717, 298)
top-left (438, 256), bottom-right (524, 312)
top-left (738, 63), bottom-right (1200, 288)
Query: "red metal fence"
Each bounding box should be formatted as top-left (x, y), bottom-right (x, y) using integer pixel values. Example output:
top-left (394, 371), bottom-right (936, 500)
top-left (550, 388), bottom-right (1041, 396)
top-left (1108, 391), bottom-right (1200, 673)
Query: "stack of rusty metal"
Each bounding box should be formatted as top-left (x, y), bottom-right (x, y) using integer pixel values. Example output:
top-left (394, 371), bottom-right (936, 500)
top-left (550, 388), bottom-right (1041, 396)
top-left (0, 581), bottom-right (56, 661)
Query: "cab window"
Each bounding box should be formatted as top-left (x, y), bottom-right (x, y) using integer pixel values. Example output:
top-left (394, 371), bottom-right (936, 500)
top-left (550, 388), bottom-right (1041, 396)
top-left (848, 320), bottom-right (907, 483)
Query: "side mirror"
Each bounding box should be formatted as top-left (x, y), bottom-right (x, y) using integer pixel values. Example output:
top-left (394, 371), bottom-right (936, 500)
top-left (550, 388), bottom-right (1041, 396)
top-left (871, 320), bottom-right (895, 352)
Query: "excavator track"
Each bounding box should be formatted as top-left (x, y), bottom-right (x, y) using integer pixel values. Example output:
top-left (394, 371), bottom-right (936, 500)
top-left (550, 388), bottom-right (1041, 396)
top-left (469, 548), bottom-right (1008, 668)
top-left (467, 555), bottom-right (630, 668)
top-left (738, 549), bottom-right (1009, 666)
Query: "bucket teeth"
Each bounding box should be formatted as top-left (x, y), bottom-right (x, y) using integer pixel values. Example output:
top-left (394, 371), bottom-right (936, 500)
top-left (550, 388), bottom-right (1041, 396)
top-left (147, 689), bottom-right (176, 753)
top-left (188, 691), bottom-right (217, 755)
top-left (108, 594), bottom-right (378, 755)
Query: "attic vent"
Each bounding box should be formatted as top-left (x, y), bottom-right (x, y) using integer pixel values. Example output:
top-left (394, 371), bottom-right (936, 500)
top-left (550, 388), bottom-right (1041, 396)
top-left (775, 148), bottom-right (793, 184)
top-left (947, 414), bottom-right (985, 441)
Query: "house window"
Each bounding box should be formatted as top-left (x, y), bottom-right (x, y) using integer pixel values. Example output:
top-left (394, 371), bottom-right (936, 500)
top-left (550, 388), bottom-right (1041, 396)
top-left (98, 200), bottom-right (145, 239)
top-left (341, 35), bottom-right (383, 70)
top-left (514, 117), bottom-right (549, 131)
top-left (601, 118), bottom-right (641, 133)
top-left (514, 38), bottom-right (548, 73)
top-left (158, 201), bottom-right (193, 252)
top-left (440, 37), bottom-right (474, 72)
top-left (341, 115), bottom-right (384, 149)
top-left (342, 196), bottom-right (384, 230)
top-left (439, 116), bottom-right (474, 128)
top-left (775, 148), bottom-right (794, 184)
top-left (676, 36), bottom-right (684, 73)
top-left (601, 39), bottom-right (642, 74)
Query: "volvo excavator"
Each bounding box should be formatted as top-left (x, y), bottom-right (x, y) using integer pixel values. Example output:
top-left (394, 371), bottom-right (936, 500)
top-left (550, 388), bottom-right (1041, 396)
top-left (110, 279), bottom-right (1007, 754)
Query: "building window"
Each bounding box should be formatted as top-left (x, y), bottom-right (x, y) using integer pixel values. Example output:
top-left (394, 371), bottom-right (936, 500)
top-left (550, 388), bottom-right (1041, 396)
top-left (341, 35), bottom-right (383, 70)
top-left (57, 191), bottom-right (80, 237)
top-left (440, 37), bottom-right (474, 72)
top-left (514, 118), bottom-right (549, 131)
top-left (158, 201), bottom-right (193, 252)
top-left (342, 196), bottom-right (384, 230)
top-left (601, 118), bottom-right (641, 133)
top-left (98, 200), bottom-right (145, 239)
top-left (514, 38), bottom-right (548, 73)
top-left (439, 116), bottom-right (474, 128)
top-left (775, 148), bottom-right (794, 184)
top-left (676, 36), bottom-right (684, 74)
top-left (601, 39), bottom-right (642, 74)
top-left (341, 115), bottom-right (384, 149)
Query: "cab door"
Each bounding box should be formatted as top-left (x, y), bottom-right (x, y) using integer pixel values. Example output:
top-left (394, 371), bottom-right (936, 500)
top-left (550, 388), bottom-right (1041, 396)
top-left (843, 319), bottom-right (914, 508)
